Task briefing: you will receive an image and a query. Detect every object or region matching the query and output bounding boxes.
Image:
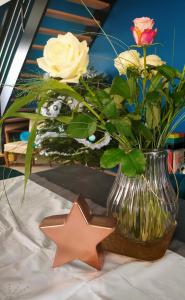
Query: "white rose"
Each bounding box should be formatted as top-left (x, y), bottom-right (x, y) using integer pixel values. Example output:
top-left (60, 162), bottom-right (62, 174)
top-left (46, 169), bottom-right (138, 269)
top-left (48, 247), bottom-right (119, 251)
top-left (140, 55), bottom-right (165, 69)
top-left (37, 33), bottom-right (89, 83)
top-left (114, 50), bottom-right (141, 75)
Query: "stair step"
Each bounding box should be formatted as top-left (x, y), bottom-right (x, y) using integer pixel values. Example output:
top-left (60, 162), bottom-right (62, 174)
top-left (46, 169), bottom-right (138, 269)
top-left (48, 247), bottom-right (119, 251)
top-left (45, 8), bottom-right (99, 27)
top-left (25, 60), bottom-right (37, 65)
top-left (20, 73), bottom-right (40, 78)
top-left (32, 44), bottom-right (44, 50)
top-left (4, 118), bottom-right (30, 124)
top-left (38, 27), bottom-right (92, 44)
top-left (67, 0), bottom-right (110, 10)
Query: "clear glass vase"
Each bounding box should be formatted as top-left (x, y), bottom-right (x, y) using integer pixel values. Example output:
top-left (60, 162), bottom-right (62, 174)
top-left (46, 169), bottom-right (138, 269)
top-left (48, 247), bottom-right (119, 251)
top-left (107, 149), bottom-right (178, 242)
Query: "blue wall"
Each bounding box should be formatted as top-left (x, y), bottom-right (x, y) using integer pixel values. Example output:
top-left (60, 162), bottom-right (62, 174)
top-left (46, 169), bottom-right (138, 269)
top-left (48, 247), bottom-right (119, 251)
top-left (90, 0), bottom-right (185, 132)
top-left (90, 0), bottom-right (185, 75)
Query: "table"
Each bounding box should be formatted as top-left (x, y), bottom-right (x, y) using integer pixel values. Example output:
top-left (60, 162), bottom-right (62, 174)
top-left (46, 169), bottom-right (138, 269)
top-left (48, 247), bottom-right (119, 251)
top-left (0, 175), bottom-right (185, 300)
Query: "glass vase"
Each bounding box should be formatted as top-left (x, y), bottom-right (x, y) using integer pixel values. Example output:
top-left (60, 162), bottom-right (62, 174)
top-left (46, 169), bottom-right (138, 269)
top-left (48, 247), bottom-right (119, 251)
top-left (107, 149), bottom-right (178, 243)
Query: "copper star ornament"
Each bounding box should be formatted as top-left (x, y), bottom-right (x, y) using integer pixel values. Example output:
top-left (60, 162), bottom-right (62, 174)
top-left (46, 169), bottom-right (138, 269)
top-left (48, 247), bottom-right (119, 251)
top-left (39, 195), bottom-right (116, 270)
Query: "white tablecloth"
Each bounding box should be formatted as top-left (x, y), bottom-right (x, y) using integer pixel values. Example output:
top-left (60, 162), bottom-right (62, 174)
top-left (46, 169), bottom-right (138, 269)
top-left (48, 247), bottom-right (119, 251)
top-left (0, 176), bottom-right (185, 300)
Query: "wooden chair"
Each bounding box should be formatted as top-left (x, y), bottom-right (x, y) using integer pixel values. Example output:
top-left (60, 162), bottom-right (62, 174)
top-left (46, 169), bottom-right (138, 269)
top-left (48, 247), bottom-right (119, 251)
top-left (3, 119), bottom-right (36, 168)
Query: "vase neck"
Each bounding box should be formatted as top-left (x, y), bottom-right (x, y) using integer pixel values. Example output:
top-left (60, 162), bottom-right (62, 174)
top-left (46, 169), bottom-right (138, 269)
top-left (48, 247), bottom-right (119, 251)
top-left (144, 149), bottom-right (167, 178)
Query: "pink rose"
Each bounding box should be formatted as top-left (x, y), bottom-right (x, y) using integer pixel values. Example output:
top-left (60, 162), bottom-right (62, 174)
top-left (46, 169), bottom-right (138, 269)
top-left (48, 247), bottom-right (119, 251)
top-left (140, 28), bottom-right (157, 45)
top-left (131, 17), bottom-right (157, 46)
top-left (133, 17), bottom-right (154, 32)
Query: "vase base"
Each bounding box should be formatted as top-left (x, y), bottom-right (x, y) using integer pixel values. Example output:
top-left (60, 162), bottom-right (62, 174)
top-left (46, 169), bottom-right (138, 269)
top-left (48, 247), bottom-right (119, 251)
top-left (102, 223), bottom-right (176, 261)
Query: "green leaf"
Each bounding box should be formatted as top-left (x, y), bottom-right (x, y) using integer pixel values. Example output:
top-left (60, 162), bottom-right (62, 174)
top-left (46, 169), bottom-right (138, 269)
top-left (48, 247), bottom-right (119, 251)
top-left (110, 76), bottom-right (130, 99)
top-left (149, 73), bottom-right (163, 91)
top-left (105, 122), bottom-right (116, 134)
top-left (146, 104), bottom-right (161, 129)
top-left (146, 91), bottom-right (162, 104)
top-left (56, 116), bottom-right (73, 124)
top-left (102, 99), bottom-right (118, 119)
top-left (105, 88), bottom-right (124, 109)
top-left (112, 94), bottom-right (124, 109)
top-left (112, 117), bottom-right (136, 141)
top-left (39, 79), bottom-right (84, 103)
top-left (127, 113), bottom-right (141, 121)
top-left (121, 149), bottom-right (146, 177)
top-left (100, 148), bottom-right (124, 169)
top-left (37, 96), bottom-right (50, 113)
top-left (127, 77), bottom-right (139, 104)
top-left (1, 92), bottom-right (37, 122)
top-left (67, 114), bottom-right (97, 138)
top-left (126, 67), bottom-right (140, 79)
top-left (95, 90), bottom-right (119, 118)
top-left (86, 93), bottom-right (101, 107)
top-left (8, 112), bottom-right (47, 121)
top-left (24, 120), bottom-right (38, 193)
top-left (157, 65), bottom-right (181, 79)
top-left (137, 123), bottom-right (153, 140)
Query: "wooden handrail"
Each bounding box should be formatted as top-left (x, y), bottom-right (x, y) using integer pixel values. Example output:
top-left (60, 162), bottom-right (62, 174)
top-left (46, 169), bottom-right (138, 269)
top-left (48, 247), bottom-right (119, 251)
top-left (46, 8), bottom-right (100, 27)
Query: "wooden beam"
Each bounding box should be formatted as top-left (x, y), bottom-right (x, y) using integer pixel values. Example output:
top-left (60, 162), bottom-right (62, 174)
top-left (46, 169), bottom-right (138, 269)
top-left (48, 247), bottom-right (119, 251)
top-left (45, 8), bottom-right (99, 27)
top-left (67, 0), bottom-right (110, 10)
top-left (38, 27), bottom-right (92, 44)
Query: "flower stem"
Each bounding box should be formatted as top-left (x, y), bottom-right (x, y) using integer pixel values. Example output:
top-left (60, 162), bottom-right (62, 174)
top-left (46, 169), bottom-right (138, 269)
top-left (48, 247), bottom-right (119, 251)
top-left (79, 78), bottom-right (105, 124)
top-left (143, 46), bottom-right (147, 98)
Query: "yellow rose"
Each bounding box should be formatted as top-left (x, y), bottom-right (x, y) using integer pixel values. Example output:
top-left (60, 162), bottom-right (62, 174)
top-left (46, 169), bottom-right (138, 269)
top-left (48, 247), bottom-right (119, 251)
top-left (114, 50), bottom-right (141, 75)
top-left (37, 33), bottom-right (89, 83)
top-left (140, 55), bottom-right (165, 69)
top-left (140, 55), bottom-right (165, 77)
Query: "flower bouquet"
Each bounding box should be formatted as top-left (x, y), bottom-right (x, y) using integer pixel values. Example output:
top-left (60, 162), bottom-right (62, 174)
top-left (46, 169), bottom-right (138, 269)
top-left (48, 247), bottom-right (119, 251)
top-left (1, 17), bottom-right (185, 259)
top-left (34, 71), bottom-right (114, 166)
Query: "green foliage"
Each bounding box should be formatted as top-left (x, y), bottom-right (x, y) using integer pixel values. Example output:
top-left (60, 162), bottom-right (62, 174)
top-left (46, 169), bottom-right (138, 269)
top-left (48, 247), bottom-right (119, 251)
top-left (67, 114), bottom-right (97, 138)
top-left (1, 58), bottom-right (185, 179)
top-left (24, 120), bottom-right (38, 193)
top-left (111, 117), bottom-right (136, 143)
top-left (0, 92), bottom-right (37, 122)
top-left (38, 123), bottom-right (114, 168)
top-left (101, 148), bottom-right (145, 177)
top-left (157, 65), bottom-right (181, 79)
top-left (110, 76), bottom-right (130, 99)
top-left (100, 148), bottom-right (124, 169)
top-left (146, 104), bottom-right (161, 129)
top-left (134, 122), bottom-right (153, 141)
top-left (121, 149), bottom-right (146, 177)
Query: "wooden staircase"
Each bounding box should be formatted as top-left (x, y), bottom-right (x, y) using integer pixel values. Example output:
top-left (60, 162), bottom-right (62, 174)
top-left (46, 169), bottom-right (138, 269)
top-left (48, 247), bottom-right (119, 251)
top-left (0, 0), bottom-right (116, 116)
top-left (0, 0), bottom-right (116, 155)
top-left (19, 0), bottom-right (116, 82)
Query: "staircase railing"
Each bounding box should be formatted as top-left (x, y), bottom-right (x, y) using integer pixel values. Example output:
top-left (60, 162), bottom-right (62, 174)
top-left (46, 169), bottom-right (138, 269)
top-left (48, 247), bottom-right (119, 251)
top-left (0, 0), bottom-right (49, 116)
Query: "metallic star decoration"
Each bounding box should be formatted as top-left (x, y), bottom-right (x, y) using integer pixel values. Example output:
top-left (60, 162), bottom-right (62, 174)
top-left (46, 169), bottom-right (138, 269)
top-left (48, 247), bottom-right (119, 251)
top-left (40, 195), bottom-right (116, 270)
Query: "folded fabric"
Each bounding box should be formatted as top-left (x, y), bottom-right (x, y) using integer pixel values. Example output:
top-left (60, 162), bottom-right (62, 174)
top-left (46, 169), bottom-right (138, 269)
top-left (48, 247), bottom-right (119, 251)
top-left (0, 176), bottom-right (185, 300)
